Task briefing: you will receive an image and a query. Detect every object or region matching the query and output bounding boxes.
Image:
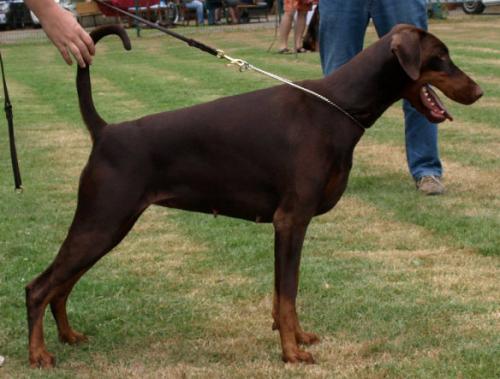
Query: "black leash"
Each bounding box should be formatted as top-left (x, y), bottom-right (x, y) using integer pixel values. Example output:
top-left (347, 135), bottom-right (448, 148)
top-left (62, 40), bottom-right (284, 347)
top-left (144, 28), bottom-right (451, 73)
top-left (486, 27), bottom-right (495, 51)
top-left (95, 0), bottom-right (219, 56)
top-left (0, 51), bottom-right (22, 191)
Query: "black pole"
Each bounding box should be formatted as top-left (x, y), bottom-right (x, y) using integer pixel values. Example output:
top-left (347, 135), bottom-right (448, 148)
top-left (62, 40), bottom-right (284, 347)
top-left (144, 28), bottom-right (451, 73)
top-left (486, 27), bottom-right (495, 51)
top-left (0, 52), bottom-right (22, 191)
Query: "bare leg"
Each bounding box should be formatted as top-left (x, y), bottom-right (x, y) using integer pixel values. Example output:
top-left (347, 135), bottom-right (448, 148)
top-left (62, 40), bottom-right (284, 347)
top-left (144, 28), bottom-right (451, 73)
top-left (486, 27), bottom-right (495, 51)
top-left (278, 10), bottom-right (295, 51)
top-left (229, 7), bottom-right (239, 23)
top-left (294, 11), bottom-right (308, 51)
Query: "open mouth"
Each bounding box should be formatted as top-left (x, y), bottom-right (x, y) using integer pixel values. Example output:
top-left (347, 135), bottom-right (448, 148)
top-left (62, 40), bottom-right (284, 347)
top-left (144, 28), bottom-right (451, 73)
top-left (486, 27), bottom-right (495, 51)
top-left (419, 84), bottom-right (453, 123)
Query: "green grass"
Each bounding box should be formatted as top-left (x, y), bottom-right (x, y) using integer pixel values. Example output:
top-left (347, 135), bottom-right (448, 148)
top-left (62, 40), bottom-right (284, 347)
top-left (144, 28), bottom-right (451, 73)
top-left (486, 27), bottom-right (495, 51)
top-left (0, 18), bottom-right (499, 378)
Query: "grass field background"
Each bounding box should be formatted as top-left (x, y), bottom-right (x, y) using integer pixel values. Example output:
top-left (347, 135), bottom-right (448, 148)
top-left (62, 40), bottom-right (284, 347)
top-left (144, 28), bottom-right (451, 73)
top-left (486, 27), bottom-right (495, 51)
top-left (0, 16), bottom-right (498, 378)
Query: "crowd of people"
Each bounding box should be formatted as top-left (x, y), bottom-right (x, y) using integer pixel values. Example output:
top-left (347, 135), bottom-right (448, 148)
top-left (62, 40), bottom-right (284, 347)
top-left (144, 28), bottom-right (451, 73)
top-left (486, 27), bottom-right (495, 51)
top-left (181, 0), bottom-right (266, 25)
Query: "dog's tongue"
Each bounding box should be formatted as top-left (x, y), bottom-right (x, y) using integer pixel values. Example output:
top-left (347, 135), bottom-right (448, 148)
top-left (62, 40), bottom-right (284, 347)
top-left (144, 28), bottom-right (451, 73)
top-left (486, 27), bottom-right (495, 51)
top-left (420, 85), bottom-right (453, 122)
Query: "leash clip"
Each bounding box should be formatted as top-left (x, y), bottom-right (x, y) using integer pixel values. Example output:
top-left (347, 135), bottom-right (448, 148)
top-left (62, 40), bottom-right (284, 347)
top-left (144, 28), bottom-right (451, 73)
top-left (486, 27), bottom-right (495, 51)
top-left (216, 49), bottom-right (249, 72)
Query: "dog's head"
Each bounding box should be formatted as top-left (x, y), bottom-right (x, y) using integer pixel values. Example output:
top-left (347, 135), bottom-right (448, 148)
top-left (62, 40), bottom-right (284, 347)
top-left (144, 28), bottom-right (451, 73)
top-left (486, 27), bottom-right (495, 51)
top-left (390, 24), bottom-right (483, 123)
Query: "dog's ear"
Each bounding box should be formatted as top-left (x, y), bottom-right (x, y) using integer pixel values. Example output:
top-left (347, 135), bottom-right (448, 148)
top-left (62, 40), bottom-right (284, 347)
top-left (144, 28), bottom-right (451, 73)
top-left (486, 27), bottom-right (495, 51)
top-left (391, 30), bottom-right (422, 81)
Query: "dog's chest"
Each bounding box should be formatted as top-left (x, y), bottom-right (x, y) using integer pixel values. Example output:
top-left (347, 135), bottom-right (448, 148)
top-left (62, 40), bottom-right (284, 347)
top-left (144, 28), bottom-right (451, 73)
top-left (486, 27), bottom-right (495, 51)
top-left (317, 170), bottom-right (349, 214)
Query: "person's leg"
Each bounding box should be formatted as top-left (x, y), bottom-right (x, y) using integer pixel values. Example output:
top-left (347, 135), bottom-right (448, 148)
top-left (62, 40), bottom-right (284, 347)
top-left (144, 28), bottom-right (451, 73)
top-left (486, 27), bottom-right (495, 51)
top-left (403, 101), bottom-right (443, 181)
top-left (370, 0), bottom-right (428, 36)
top-left (294, 10), bottom-right (308, 51)
top-left (371, 0), bottom-right (443, 189)
top-left (278, 0), bottom-right (298, 52)
top-left (229, 6), bottom-right (239, 23)
top-left (224, 0), bottom-right (239, 23)
top-left (206, 1), bottom-right (216, 24)
top-left (185, 0), bottom-right (205, 24)
top-left (278, 10), bottom-right (294, 51)
top-left (319, 0), bottom-right (371, 75)
top-left (194, 0), bottom-right (205, 24)
top-left (207, 9), bottom-right (214, 24)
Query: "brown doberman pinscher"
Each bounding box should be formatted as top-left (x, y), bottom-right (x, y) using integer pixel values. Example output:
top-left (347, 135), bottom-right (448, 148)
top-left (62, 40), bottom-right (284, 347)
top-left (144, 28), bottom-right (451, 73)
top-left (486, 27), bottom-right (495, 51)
top-left (26, 24), bottom-right (482, 367)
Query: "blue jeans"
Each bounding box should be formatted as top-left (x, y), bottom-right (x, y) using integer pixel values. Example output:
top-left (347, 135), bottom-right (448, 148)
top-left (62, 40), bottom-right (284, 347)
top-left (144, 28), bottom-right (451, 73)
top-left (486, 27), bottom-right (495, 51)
top-left (185, 0), bottom-right (205, 24)
top-left (206, 0), bottom-right (221, 25)
top-left (319, 0), bottom-right (442, 181)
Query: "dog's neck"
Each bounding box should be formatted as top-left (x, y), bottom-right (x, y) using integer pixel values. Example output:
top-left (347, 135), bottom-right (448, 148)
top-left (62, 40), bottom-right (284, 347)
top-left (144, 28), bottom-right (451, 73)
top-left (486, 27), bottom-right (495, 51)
top-left (321, 36), bottom-right (410, 128)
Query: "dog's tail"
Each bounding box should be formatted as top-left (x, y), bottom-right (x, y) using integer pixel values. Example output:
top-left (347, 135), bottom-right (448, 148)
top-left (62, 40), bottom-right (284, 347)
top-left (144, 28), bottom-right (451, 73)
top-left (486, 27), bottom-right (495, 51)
top-left (77, 25), bottom-right (131, 142)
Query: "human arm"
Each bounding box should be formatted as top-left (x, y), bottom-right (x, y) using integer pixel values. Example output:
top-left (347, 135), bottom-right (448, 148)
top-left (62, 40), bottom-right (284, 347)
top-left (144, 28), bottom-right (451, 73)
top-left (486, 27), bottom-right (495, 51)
top-left (24, 0), bottom-right (95, 67)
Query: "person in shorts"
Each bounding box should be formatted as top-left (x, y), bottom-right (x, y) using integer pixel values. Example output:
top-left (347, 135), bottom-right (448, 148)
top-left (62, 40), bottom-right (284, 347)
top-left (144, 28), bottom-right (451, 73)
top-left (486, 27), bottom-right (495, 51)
top-left (277, 0), bottom-right (313, 53)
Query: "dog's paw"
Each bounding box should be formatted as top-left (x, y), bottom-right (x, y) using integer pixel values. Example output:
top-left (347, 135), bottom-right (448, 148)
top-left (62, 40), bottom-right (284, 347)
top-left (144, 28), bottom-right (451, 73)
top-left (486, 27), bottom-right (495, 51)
top-left (29, 349), bottom-right (55, 368)
top-left (296, 330), bottom-right (320, 346)
top-left (59, 330), bottom-right (88, 345)
top-left (282, 348), bottom-right (315, 364)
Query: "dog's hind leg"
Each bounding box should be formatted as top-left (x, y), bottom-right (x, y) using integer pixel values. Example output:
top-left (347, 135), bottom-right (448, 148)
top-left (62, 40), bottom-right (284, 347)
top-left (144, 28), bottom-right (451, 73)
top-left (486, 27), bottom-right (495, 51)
top-left (49, 271), bottom-right (89, 345)
top-left (26, 169), bottom-right (148, 368)
top-left (273, 207), bottom-right (317, 364)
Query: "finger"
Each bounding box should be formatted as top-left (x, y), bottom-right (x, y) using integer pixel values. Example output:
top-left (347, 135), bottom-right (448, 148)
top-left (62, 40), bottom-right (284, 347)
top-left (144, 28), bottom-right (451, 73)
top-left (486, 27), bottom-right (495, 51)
top-left (80, 30), bottom-right (95, 56)
top-left (67, 42), bottom-right (85, 68)
top-left (59, 46), bottom-right (73, 66)
top-left (74, 38), bottom-right (93, 66)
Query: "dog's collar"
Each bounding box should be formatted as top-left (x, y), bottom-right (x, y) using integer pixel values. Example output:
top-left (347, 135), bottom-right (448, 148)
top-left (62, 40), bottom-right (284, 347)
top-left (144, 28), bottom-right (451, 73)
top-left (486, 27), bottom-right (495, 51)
top-left (281, 81), bottom-right (367, 131)
top-left (275, 76), bottom-right (367, 131)
top-left (285, 83), bottom-right (368, 131)
top-left (297, 88), bottom-right (367, 131)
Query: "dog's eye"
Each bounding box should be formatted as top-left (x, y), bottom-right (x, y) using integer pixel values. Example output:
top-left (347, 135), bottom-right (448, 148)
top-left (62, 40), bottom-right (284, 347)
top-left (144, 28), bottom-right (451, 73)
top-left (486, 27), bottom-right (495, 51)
top-left (428, 56), bottom-right (446, 71)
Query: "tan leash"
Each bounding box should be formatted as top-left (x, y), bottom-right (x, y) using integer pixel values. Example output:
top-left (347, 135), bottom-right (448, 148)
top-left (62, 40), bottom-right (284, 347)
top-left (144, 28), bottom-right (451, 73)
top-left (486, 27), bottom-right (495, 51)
top-left (217, 50), bottom-right (365, 130)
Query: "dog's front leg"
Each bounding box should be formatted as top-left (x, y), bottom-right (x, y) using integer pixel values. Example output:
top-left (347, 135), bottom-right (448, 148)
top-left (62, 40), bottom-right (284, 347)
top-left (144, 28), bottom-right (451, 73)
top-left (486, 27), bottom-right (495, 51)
top-left (272, 288), bottom-right (320, 346)
top-left (273, 208), bottom-right (316, 364)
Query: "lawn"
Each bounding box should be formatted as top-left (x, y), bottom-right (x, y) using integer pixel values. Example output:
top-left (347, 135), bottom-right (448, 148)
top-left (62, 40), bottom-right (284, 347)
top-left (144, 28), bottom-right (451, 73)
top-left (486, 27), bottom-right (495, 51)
top-left (0, 16), bottom-right (499, 378)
